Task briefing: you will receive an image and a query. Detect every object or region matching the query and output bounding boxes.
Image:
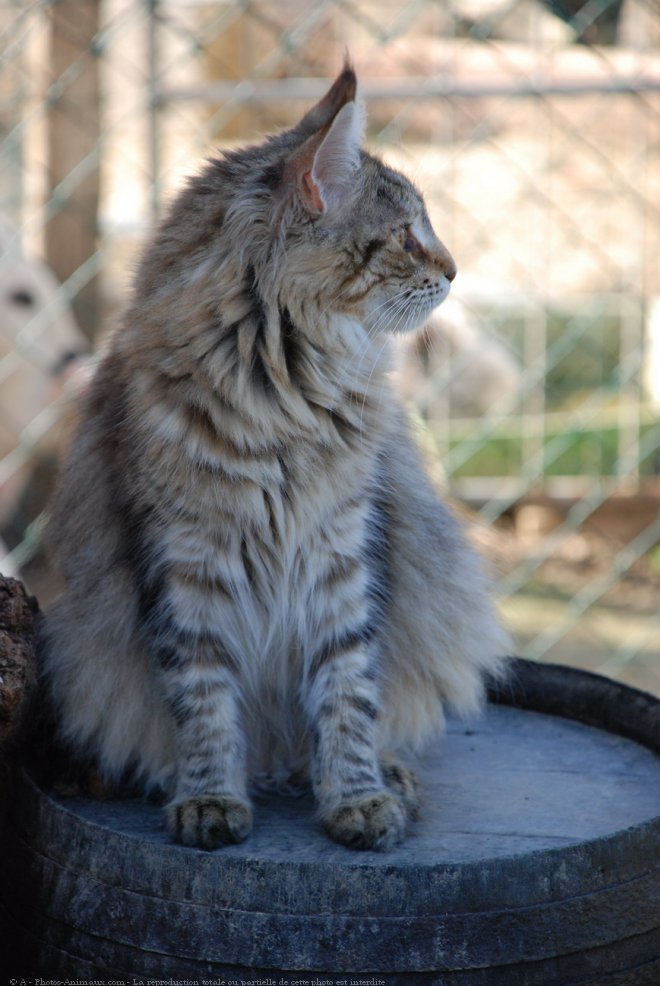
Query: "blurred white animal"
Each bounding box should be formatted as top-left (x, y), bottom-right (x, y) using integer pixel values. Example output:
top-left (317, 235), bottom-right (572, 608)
top-left (395, 293), bottom-right (521, 421)
top-left (0, 222), bottom-right (90, 575)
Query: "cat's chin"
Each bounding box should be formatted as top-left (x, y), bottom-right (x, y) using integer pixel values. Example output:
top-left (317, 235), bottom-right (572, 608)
top-left (435, 274), bottom-right (453, 306)
top-left (378, 302), bottom-right (451, 337)
top-left (365, 277), bottom-right (453, 336)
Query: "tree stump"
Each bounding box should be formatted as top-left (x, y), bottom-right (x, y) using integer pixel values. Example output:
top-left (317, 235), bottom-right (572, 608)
top-left (0, 575), bottom-right (38, 777)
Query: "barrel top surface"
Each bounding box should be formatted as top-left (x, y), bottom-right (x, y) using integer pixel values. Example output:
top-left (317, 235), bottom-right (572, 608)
top-left (31, 702), bottom-right (660, 869)
top-left (6, 664), bottom-right (660, 974)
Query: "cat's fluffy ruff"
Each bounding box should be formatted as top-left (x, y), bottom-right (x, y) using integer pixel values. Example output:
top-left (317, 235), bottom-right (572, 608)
top-left (39, 63), bottom-right (509, 851)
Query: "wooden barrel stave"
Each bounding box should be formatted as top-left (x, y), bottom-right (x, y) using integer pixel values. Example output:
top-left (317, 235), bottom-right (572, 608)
top-left (1, 662), bottom-right (659, 984)
top-left (3, 902), bottom-right (660, 986)
top-left (4, 809), bottom-right (660, 973)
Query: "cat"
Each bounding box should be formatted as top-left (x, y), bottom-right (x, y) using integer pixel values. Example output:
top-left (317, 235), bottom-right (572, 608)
top-left (38, 62), bottom-right (509, 852)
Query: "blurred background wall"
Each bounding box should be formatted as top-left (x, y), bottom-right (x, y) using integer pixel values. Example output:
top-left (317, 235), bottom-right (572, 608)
top-left (1, 0), bottom-right (659, 692)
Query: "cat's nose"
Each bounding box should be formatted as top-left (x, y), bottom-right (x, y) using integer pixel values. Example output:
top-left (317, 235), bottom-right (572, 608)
top-left (429, 233), bottom-right (456, 282)
top-left (438, 244), bottom-right (457, 282)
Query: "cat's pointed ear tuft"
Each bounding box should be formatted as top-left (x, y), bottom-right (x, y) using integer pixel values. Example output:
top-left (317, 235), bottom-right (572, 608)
top-left (297, 59), bottom-right (357, 136)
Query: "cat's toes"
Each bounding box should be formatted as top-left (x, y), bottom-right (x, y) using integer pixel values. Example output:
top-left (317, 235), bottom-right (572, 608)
top-left (322, 791), bottom-right (407, 851)
top-left (166, 795), bottom-right (253, 850)
top-left (381, 756), bottom-right (421, 821)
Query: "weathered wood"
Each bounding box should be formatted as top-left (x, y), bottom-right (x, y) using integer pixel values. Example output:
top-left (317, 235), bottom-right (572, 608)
top-left (488, 656), bottom-right (660, 753)
top-left (0, 576), bottom-right (38, 972)
top-left (1, 662), bottom-right (659, 983)
top-left (0, 575), bottom-right (38, 766)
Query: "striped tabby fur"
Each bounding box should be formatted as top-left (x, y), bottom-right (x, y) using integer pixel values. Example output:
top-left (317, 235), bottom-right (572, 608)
top-left (40, 64), bottom-right (509, 851)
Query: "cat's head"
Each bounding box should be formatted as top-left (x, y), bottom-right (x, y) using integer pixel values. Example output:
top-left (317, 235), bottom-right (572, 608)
top-left (226, 62), bottom-right (456, 336)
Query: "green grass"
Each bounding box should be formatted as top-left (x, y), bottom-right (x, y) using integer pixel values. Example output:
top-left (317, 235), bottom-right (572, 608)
top-left (422, 296), bottom-right (660, 481)
top-left (441, 419), bottom-right (659, 480)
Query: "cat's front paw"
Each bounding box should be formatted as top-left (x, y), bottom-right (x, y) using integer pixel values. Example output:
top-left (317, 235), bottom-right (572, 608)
top-left (381, 756), bottom-right (421, 821)
top-left (166, 795), bottom-right (253, 850)
top-left (322, 791), bottom-right (407, 851)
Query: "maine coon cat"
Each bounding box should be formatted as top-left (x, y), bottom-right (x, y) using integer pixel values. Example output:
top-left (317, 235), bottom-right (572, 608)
top-left (39, 63), bottom-right (509, 852)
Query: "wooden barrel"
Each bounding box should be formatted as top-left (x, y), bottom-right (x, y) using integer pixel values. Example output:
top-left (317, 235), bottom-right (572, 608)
top-left (2, 659), bottom-right (659, 984)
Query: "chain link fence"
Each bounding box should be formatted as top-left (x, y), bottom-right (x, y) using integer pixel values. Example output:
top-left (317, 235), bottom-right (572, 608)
top-left (1, 0), bottom-right (659, 693)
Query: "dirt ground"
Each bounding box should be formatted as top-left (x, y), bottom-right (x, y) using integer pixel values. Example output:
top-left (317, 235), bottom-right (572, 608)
top-left (474, 510), bottom-right (660, 696)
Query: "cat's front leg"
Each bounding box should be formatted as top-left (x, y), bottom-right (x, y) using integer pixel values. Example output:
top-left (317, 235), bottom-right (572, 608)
top-left (154, 618), bottom-right (252, 850)
top-left (305, 632), bottom-right (408, 851)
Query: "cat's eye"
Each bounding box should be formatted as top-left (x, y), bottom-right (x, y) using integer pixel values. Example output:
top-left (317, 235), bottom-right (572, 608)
top-left (403, 232), bottom-right (419, 253)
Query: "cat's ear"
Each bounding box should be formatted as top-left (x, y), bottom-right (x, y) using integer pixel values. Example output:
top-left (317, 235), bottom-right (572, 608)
top-left (288, 99), bottom-right (366, 217)
top-left (297, 61), bottom-right (357, 135)
top-left (308, 100), bottom-right (365, 214)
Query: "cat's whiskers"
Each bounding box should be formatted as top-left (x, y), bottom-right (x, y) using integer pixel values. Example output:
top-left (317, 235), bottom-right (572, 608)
top-left (353, 288), bottom-right (411, 362)
top-left (357, 330), bottom-right (398, 446)
top-left (352, 291), bottom-right (413, 443)
top-left (364, 286), bottom-right (413, 329)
